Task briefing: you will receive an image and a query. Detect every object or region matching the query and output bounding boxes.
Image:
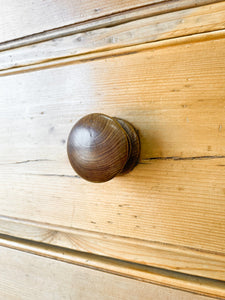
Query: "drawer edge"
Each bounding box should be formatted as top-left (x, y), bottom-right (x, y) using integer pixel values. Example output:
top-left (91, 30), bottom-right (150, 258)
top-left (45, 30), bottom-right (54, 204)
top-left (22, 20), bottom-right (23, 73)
top-left (0, 233), bottom-right (224, 299)
top-left (0, 216), bottom-right (225, 282)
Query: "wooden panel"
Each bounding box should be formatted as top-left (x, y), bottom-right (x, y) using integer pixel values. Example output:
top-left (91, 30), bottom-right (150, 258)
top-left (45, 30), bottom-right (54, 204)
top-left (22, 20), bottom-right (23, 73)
top-left (1, 1), bottom-right (225, 71)
top-left (1, 160), bottom-right (225, 255)
top-left (1, 34), bottom-right (225, 159)
top-left (0, 0), bottom-right (222, 45)
top-left (1, 34), bottom-right (225, 279)
top-left (0, 244), bottom-right (222, 299)
top-left (0, 0), bottom-right (181, 44)
top-left (1, 217), bottom-right (225, 282)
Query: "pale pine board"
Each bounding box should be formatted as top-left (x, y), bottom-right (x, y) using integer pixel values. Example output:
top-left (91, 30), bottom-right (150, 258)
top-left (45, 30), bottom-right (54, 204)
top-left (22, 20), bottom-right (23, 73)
top-left (0, 34), bottom-right (225, 277)
top-left (1, 159), bottom-right (225, 254)
top-left (0, 35), bottom-right (225, 160)
top-left (0, 245), bottom-right (215, 300)
top-left (1, 1), bottom-right (225, 71)
top-left (0, 1), bottom-right (221, 45)
top-left (1, 215), bottom-right (225, 282)
top-left (0, 0), bottom-right (166, 44)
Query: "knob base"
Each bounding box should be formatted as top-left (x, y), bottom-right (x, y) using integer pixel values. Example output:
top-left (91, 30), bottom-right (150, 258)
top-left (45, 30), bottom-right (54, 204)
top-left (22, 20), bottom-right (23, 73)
top-left (115, 118), bottom-right (140, 175)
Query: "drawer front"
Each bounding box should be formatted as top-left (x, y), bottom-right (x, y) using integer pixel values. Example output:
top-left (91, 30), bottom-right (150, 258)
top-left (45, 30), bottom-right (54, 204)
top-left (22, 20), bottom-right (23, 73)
top-left (1, 33), bottom-right (225, 277)
top-left (0, 1), bottom-right (225, 298)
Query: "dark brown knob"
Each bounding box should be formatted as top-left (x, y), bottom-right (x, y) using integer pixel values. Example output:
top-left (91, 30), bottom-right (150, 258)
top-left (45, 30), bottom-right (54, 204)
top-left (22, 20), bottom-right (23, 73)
top-left (67, 113), bottom-right (140, 183)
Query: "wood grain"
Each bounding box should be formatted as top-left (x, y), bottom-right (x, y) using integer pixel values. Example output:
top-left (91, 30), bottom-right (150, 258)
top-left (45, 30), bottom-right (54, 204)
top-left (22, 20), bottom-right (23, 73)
top-left (1, 31), bottom-right (225, 280)
top-left (1, 216), bottom-right (225, 282)
top-left (1, 159), bottom-right (225, 256)
top-left (1, 1), bottom-right (225, 72)
top-left (1, 34), bottom-right (225, 160)
top-left (0, 0), bottom-right (222, 46)
top-left (0, 0), bottom-right (168, 44)
top-left (0, 242), bottom-right (224, 299)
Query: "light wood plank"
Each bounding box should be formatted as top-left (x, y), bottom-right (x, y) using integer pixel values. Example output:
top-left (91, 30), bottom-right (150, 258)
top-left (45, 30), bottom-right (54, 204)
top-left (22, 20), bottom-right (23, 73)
top-left (1, 216), bottom-right (225, 282)
top-left (0, 0), bottom-right (222, 45)
top-left (1, 1), bottom-right (225, 71)
top-left (0, 243), bottom-right (223, 299)
top-left (1, 34), bottom-right (225, 280)
top-left (1, 159), bottom-right (225, 255)
top-left (0, 34), bottom-right (225, 160)
top-left (0, 0), bottom-right (168, 44)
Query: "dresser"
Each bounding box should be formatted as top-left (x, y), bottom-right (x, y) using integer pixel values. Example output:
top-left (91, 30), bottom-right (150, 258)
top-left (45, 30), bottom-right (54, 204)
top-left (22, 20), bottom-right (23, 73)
top-left (0, 1), bottom-right (225, 299)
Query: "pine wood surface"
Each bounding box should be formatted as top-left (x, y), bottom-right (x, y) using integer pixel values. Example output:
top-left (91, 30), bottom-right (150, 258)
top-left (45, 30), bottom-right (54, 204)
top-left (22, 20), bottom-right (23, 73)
top-left (1, 1), bottom-right (225, 295)
top-left (0, 0), bottom-right (222, 45)
top-left (0, 0), bottom-right (167, 44)
top-left (0, 216), bottom-right (225, 282)
top-left (1, 1), bottom-right (225, 72)
top-left (0, 245), bottom-right (219, 300)
top-left (1, 32), bottom-right (225, 283)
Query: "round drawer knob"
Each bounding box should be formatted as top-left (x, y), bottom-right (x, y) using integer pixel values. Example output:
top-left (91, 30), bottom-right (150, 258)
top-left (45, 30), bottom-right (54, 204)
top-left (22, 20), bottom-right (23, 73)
top-left (67, 113), bottom-right (140, 183)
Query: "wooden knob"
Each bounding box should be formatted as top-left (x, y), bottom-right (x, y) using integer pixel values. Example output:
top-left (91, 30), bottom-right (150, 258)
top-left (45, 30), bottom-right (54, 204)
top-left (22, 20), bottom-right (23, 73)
top-left (67, 113), bottom-right (140, 183)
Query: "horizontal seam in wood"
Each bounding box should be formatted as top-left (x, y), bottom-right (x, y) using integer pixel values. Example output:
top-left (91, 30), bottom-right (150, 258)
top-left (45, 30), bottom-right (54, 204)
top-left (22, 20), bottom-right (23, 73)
top-left (1, 28), bottom-right (225, 76)
top-left (0, 233), bottom-right (224, 299)
top-left (0, 0), bottom-right (166, 48)
top-left (1, 214), bottom-right (225, 258)
top-left (0, 0), bottom-right (222, 51)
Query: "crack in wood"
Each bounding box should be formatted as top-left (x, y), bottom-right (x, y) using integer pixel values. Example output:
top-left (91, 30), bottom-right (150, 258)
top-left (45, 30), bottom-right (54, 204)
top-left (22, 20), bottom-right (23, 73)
top-left (0, 159), bottom-right (53, 165)
top-left (141, 155), bottom-right (225, 162)
top-left (27, 173), bottom-right (80, 179)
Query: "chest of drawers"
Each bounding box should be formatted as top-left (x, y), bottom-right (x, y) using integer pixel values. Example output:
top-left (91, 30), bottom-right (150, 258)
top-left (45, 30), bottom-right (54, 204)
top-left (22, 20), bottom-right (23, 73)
top-left (0, 1), bottom-right (225, 299)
